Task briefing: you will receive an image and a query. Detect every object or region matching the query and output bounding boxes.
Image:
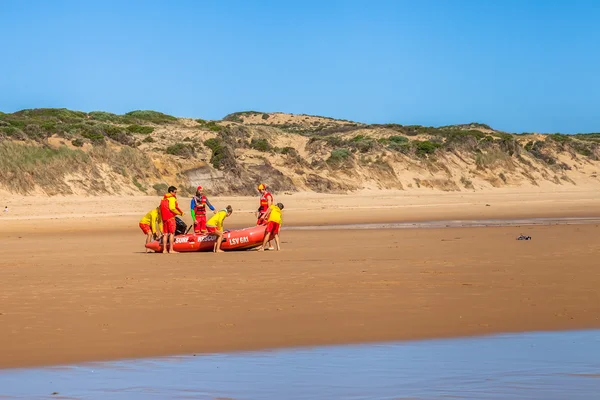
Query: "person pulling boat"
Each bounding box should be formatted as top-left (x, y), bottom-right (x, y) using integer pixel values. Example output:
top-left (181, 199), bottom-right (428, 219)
top-left (206, 205), bottom-right (233, 253)
top-left (256, 183), bottom-right (273, 225)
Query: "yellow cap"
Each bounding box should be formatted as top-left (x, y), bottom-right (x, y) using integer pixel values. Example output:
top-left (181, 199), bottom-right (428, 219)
top-left (257, 183), bottom-right (266, 190)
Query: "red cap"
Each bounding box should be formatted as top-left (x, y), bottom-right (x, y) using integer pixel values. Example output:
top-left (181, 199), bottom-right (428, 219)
top-left (197, 185), bottom-right (203, 191)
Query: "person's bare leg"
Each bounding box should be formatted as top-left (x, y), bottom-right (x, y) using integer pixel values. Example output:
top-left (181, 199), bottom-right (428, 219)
top-left (267, 234), bottom-right (275, 250)
top-left (145, 232), bottom-right (152, 253)
top-left (168, 234), bottom-right (178, 254)
top-left (274, 233), bottom-right (281, 251)
top-left (257, 231), bottom-right (271, 251)
top-left (215, 231), bottom-right (224, 253)
top-left (162, 233), bottom-right (169, 253)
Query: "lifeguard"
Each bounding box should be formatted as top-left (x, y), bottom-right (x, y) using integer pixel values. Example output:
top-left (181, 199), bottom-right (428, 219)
top-left (190, 186), bottom-right (215, 233)
top-left (139, 207), bottom-right (163, 252)
top-left (160, 186), bottom-right (184, 254)
top-left (256, 183), bottom-right (273, 225)
top-left (206, 205), bottom-right (233, 253)
top-left (257, 202), bottom-right (284, 251)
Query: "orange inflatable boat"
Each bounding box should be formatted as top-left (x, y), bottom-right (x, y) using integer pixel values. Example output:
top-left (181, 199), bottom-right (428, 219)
top-left (145, 225), bottom-right (267, 253)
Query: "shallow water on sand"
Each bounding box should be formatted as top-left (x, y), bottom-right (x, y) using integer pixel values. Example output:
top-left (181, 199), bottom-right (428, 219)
top-left (284, 216), bottom-right (600, 230)
top-left (1, 330), bottom-right (599, 399)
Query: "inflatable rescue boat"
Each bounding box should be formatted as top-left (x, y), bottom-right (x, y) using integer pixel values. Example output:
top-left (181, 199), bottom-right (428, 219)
top-left (145, 224), bottom-right (267, 253)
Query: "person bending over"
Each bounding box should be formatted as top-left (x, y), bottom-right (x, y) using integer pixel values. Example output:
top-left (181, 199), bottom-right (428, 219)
top-left (206, 205), bottom-right (233, 253)
top-left (258, 202), bottom-right (284, 251)
top-left (139, 206), bottom-right (163, 252)
top-left (190, 185), bottom-right (215, 234)
top-left (160, 186), bottom-right (184, 254)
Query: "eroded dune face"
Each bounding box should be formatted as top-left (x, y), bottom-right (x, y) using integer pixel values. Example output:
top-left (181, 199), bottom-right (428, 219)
top-left (1, 109), bottom-right (599, 196)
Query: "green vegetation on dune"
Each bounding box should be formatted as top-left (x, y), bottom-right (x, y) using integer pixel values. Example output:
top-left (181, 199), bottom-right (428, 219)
top-left (439, 122), bottom-right (493, 130)
top-left (196, 119), bottom-right (223, 132)
top-left (203, 137), bottom-right (235, 169)
top-left (87, 111), bottom-right (123, 122)
top-left (0, 141), bottom-right (88, 194)
top-left (414, 140), bottom-right (442, 156)
top-left (166, 142), bottom-right (195, 158)
top-left (304, 124), bottom-right (599, 164)
top-left (249, 138), bottom-right (271, 152)
top-left (0, 140), bottom-right (158, 194)
top-left (123, 110), bottom-right (177, 124)
top-left (574, 133), bottom-right (600, 142)
top-left (2, 107), bottom-right (600, 196)
top-left (327, 148), bottom-right (352, 165)
top-left (0, 140), bottom-right (88, 167)
top-left (0, 108), bottom-right (166, 146)
top-left (86, 110), bottom-right (177, 125)
top-left (222, 111), bottom-right (265, 122)
top-left (12, 108), bottom-right (88, 122)
top-left (127, 124), bottom-right (154, 134)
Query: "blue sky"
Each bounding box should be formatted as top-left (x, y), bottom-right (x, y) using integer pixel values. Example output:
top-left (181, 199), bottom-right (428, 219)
top-left (1, 0), bottom-right (599, 133)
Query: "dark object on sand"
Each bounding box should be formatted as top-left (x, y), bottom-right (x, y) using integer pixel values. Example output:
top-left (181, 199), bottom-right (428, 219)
top-left (175, 216), bottom-right (187, 236)
top-left (517, 234), bottom-right (532, 240)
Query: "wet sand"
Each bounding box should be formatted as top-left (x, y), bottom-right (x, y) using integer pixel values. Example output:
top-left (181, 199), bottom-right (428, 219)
top-left (1, 209), bottom-right (600, 368)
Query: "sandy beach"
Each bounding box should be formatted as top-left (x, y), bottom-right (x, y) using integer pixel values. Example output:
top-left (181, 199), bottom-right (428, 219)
top-left (1, 188), bottom-right (600, 369)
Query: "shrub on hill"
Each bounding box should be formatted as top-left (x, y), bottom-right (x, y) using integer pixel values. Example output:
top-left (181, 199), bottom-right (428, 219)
top-left (279, 146), bottom-right (296, 155)
top-left (570, 140), bottom-right (598, 159)
top-left (222, 111), bottom-right (263, 122)
top-left (105, 130), bottom-right (135, 146)
top-left (196, 119), bottom-right (223, 132)
top-left (124, 110), bottom-right (177, 124)
top-left (389, 135), bottom-right (409, 144)
top-left (203, 138), bottom-right (221, 153)
top-left (88, 111), bottom-right (125, 123)
top-left (203, 138), bottom-right (236, 169)
top-left (81, 131), bottom-right (105, 144)
top-left (414, 140), bottom-right (441, 156)
top-left (152, 183), bottom-right (169, 195)
top-left (250, 138), bottom-right (271, 152)
top-left (524, 141), bottom-right (557, 165)
top-left (548, 133), bottom-right (571, 144)
top-left (166, 143), bottom-right (195, 158)
top-left (12, 108), bottom-right (87, 122)
top-left (574, 133), bottom-right (600, 142)
top-left (441, 122), bottom-right (492, 130)
top-left (327, 148), bottom-right (352, 166)
top-left (0, 125), bottom-right (26, 140)
top-left (306, 124), bottom-right (362, 136)
top-left (348, 135), bottom-right (376, 153)
top-left (127, 125), bottom-right (154, 134)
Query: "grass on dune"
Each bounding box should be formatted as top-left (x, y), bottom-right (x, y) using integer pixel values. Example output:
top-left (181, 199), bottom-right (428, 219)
top-left (0, 141), bottom-right (159, 194)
